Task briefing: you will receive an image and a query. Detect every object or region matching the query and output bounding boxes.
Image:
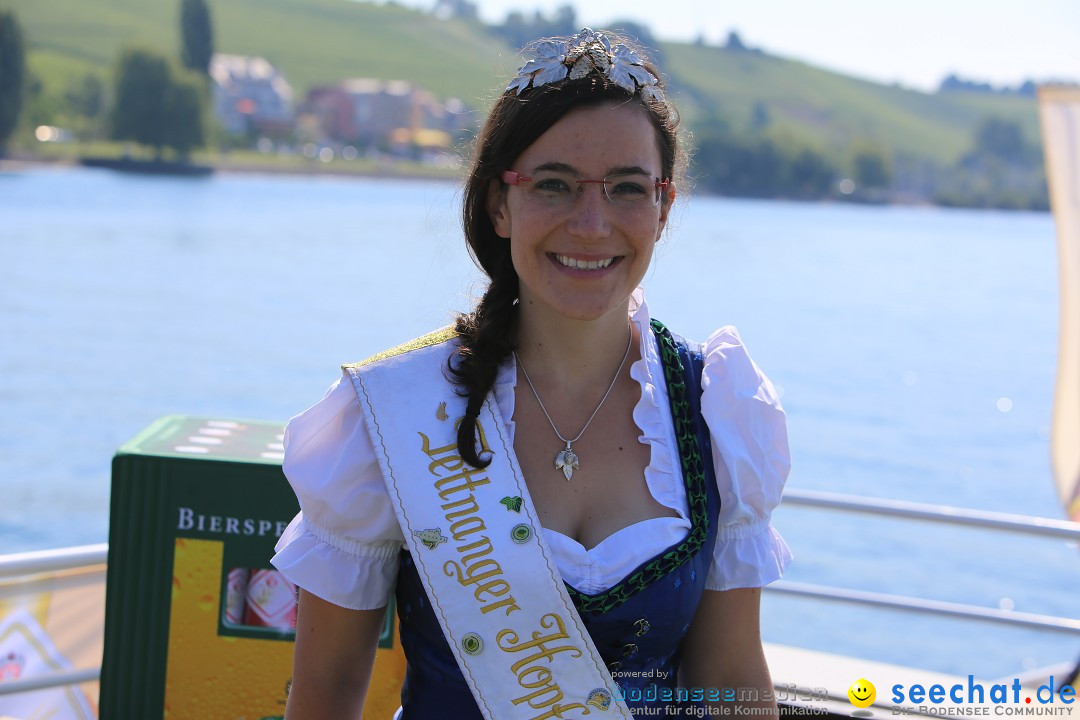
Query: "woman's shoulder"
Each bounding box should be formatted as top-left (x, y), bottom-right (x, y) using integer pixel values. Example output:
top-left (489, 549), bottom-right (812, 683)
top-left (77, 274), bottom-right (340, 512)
top-left (697, 325), bottom-right (782, 408)
top-left (284, 325), bottom-right (466, 499)
top-left (647, 320), bottom-right (775, 402)
top-left (340, 326), bottom-right (459, 375)
top-left (277, 369), bottom-right (405, 549)
top-left (695, 325), bottom-right (792, 589)
top-left (281, 374), bottom-right (378, 499)
top-left (700, 324), bottom-right (749, 367)
top-left (274, 372), bottom-right (404, 610)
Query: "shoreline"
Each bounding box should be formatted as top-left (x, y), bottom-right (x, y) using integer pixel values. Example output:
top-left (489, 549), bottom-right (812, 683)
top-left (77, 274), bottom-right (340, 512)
top-left (0, 152), bottom-right (464, 184)
top-left (0, 153), bottom-right (1046, 213)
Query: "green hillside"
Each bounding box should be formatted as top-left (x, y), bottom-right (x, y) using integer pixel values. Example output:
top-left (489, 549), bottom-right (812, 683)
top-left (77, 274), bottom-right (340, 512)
top-left (662, 43), bottom-right (1040, 165)
top-left (12, 0), bottom-right (1042, 169)
top-left (15, 0), bottom-right (515, 105)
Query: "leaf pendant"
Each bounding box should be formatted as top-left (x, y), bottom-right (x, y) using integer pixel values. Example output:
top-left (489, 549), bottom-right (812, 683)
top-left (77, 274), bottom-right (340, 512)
top-left (554, 446), bottom-right (580, 481)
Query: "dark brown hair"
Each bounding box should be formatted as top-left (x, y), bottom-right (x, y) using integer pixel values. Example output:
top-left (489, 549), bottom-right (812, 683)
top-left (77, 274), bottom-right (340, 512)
top-left (451, 32), bottom-right (684, 467)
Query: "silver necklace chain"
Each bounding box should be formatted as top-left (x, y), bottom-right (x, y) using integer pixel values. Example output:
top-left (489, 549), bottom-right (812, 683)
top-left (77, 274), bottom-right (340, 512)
top-left (514, 327), bottom-right (633, 480)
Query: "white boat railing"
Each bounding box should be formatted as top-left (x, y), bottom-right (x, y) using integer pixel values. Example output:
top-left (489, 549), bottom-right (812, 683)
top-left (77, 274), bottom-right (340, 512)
top-left (0, 543), bottom-right (107, 698)
top-left (783, 488), bottom-right (1080, 539)
top-left (770, 581), bottom-right (1080, 634)
top-left (774, 489), bottom-right (1080, 635)
top-left (0, 542), bottom-right (108, 577)
top-left (1, 492), bottom-right (1078, 698)
top-left (0, 668), bottom-right (101, 697)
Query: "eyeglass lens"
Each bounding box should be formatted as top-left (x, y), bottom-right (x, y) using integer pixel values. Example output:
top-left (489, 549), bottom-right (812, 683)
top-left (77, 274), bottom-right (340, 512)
top-left (523, 172), bottom-right (662, 206)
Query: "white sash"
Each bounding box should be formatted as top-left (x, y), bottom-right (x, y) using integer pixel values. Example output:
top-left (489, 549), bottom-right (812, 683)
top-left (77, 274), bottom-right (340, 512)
top-left (345, 331), bottom-right (630, 720)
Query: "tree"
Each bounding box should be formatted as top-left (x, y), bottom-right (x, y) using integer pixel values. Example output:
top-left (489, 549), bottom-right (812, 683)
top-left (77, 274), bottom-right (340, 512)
top-left (492, 5), bottom-right (576, 50)
top-left (65, 74), bottom-right (106, 119)
top-left (111, 49), bottom-right (172, 152)
top-left (163, 74), bottom-right (205, 159)
top-left (787, 149), bottom-right (835, 198)
top-left (694, 132), bottom-right (784, 197)
top-left (180, 0), bottom-right (213, 75)
top-left (432, 0), bottom-right (478, 21)
top-left (499, 10), bottom-right (529, 49)
top-left (750, 102), bottom-right (770, 132)
top-left (972, 117), bottom-right (1027, 164)
top-left (0, 9), bottom-right (26, 156)
top-left (110, 48), bottom-right (205, 158)
top-left (853, 149), bottom-right (891, 189)
top-left (607, 20), bottom-right (664, 68)
top-left (549, 5), bottom-right (576, 36)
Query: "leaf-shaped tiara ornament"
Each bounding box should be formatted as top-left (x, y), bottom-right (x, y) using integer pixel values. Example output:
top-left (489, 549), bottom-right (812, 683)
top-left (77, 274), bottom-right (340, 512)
top-left (609, 44), bottom-right (658, 96)
top-left (506, 28), bottom-right (664, 102)
top-left (506, 39), bottom-right (569, 94)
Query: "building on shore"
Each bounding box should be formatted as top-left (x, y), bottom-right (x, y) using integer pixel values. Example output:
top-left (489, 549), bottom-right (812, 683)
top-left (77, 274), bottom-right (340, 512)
top-left (210, 54), bottom-right (295, 139)
top-left (304, 79), bottom-right (475, 160)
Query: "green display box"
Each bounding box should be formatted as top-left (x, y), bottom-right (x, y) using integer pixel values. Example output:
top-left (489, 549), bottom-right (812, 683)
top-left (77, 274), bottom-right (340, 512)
top-left (99, 415), bottom-right (401, 719)
top-left (99, 415), bottom-right (302, 719)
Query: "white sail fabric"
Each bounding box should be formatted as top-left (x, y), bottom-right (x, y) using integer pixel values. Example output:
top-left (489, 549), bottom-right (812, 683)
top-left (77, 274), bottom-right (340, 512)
top-left (1039, 85), bottom-right (1080, 522)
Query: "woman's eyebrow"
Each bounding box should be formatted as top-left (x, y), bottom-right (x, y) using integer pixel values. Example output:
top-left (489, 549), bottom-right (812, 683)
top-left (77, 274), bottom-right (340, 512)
top-left (607, 165), bottom-right (653, 177)
top-left (531, 162), bottom-right (654, 176)
top-left (531, 161), bottom-right (579, 175)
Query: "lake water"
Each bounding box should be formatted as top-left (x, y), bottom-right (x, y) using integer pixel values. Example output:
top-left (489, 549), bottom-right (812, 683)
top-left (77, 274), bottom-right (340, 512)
top-left (1, 165), bottom-right (1077, 680)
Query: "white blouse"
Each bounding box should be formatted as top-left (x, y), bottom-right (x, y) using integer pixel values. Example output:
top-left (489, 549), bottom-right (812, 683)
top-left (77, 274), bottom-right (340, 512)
top-left (272, 291), bottom-right (792, 610)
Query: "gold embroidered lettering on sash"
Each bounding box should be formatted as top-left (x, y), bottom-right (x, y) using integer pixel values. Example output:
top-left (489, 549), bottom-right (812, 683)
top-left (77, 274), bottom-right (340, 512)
top-left (457, 535), bottom-right (494, 565)
top-left (435, 467), bottom-right (491, 500)
top-left (443, 494), bottom-right (482, 520)
top-left (498, 613), bottom-right (591, 718)
top-left (497, 614), bottom-right (583, 675)
top-left (355, 354), bottom-right (628, 719)
top-left (450, 515), bottom-right (487, 542)
top-left (422, 419), bottom-right (521, 617)
top-left (416, 412), bottom-right (600, 717)
top-left (527, 702), bottom-right (590, 720)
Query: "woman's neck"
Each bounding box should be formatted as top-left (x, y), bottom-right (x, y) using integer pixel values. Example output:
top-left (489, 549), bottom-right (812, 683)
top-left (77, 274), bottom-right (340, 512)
top-left (514, 300), bottom-right (636, 391)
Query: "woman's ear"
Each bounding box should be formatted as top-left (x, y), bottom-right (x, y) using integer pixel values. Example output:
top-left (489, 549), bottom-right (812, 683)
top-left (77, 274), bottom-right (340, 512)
top-left (487, 179), bottom-right (512, 239)
top-left (656, 182), bottom-right (676, 240)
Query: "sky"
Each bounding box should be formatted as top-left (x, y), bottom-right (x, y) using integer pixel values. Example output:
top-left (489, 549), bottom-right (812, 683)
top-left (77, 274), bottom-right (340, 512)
top-left (405, 0), bottom-right (1079, 92)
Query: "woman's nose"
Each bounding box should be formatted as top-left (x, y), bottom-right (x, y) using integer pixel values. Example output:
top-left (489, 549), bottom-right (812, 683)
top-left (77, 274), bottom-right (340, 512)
top-left (565, 185), bottom-right (612, 238)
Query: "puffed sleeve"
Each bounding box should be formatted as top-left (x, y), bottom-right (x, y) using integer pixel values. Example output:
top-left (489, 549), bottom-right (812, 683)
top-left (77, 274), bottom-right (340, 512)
top-left (700, 327), bottom-right (792, 591)
top-left (270, 374), bottom-right (404, 610)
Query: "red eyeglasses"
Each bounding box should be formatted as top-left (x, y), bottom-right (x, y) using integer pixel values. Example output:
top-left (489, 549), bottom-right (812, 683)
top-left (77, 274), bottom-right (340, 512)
top-left (502, 170), bottom-right (671, 208)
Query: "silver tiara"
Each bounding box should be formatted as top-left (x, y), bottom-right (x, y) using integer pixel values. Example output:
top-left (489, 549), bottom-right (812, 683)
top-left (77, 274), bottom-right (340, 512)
top-left (506, 28), bottom-right (664, 102)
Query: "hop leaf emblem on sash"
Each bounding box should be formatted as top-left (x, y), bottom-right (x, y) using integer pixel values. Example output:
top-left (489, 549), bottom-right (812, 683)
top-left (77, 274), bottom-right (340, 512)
top-left (413, 528), bottom-right (448, 550)
top-left (500, 496), bottom-right (523, 512)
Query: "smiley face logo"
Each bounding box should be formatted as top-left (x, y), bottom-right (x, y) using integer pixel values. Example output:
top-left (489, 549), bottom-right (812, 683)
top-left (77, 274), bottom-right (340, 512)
top-left (848, 679), bottom-right (876, 708)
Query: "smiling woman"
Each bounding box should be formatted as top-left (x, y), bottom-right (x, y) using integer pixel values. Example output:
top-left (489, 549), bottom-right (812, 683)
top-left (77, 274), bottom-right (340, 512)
top-left (488, 103), bottom-right (671, 324)
top-left (271, 28), bottom-right (791, 720)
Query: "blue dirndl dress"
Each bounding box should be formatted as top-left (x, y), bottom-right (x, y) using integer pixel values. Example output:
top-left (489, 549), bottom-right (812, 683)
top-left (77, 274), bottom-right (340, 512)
top-left (394, 322), bottom-right (720, 718)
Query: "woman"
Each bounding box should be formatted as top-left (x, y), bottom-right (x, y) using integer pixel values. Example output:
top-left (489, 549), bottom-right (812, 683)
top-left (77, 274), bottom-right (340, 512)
top-left (272, 28), bottom-right (791, 719)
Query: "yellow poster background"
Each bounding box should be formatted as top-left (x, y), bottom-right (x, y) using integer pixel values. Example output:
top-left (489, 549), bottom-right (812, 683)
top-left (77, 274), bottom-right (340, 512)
top-left (164, 538), bottom-right (405, 719)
